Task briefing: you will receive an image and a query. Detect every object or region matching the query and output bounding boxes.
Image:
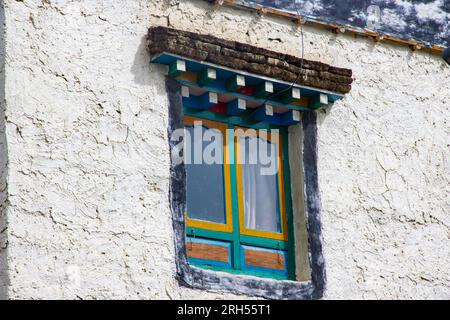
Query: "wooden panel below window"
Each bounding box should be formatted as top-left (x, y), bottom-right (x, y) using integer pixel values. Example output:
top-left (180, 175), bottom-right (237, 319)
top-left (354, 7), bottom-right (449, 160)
top-left (186, 237), bottom-right (231, 268)
top-left (242, 245), bottom-right (287, 273)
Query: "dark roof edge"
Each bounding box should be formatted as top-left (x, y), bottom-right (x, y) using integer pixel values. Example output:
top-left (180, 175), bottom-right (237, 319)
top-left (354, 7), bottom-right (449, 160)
top-left (208, 0), bottom-right (444, 55)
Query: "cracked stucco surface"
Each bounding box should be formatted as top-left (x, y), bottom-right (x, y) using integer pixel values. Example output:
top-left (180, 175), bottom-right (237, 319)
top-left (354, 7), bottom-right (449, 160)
top-left (0, 0), bottom-right (448, 299)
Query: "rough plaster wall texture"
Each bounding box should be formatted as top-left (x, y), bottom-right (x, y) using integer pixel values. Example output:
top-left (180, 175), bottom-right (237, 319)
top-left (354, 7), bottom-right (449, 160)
top-left (0, 0), bottom-right (7, 300)
top-left (154, 0), bottom-right (450, 299)
top-left (1, 0), bottom-right (449, 299)
top-left (316, 51), bottom-right (450, 298)
top-left (2, 0), bottom-right (250, 299)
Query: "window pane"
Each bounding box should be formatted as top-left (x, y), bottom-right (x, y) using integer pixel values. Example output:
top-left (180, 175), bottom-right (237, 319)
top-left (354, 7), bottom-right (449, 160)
top-left (240, 136), bottom-right (280, 233)
top-left (185, 125), bottom-right (226, 224)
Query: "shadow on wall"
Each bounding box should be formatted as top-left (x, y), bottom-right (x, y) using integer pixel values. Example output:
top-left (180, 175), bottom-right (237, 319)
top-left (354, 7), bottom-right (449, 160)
top-left (0, 0), bottom-right (8, 300)
top-left (131, 35), bottom-right (153, 86)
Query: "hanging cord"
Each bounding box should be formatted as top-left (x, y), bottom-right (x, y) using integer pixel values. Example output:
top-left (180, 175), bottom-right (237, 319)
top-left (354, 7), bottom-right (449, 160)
top-left (263, 0), bottom-right (305, 103)
top-left (245, 0), bottom-right (305, 119)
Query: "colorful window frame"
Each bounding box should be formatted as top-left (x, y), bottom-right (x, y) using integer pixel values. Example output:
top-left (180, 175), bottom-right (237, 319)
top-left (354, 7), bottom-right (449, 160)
top-left (184, 116), bottom-right (233, 233)
top-left (183, 107), bottom-right (296, 281)
top-left (235, 127), bottom-right (288, 241)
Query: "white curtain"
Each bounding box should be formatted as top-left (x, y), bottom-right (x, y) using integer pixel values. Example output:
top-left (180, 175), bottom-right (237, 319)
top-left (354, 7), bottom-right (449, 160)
top-left (240, 136), bottom-right (280, 233)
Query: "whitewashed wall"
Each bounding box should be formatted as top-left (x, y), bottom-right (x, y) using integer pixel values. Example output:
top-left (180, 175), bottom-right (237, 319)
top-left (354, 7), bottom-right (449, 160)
top-left (0, 0), bottom-right (7, 300)
top-left (0, 0), bottom-right (448, 299)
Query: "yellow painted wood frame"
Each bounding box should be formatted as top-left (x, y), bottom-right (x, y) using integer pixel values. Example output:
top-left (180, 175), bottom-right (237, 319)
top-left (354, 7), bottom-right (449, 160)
top-left (234, 126), bottom-right (288, 241)
top-left (184, 116), bottom-right (233, 233)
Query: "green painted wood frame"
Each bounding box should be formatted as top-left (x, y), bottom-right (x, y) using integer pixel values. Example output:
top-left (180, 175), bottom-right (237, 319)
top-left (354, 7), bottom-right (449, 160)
top-left (184, 107), bottom-right (296, 280)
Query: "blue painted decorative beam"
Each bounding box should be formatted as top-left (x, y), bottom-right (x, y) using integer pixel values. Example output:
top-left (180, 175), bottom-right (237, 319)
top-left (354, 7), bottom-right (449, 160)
top-left (226, 74), bottom-right (246, 92)
top-left (198, 68), bottom-right (217, 86)
top-left (168, 59), bottom-right (186, 78)
top-left (178, 80), bottom-right (310, 112)
top-left (227, 98), bottom-right (247, 115)
top-left (182, 91), bottom-right (218, 109)
top-left (254, 81), bottom-right (274, 99)
top-left (253, 105), bottom-right (301, 126)
top-left (151, 53), bottom-right (345, 112)
top-left (309, 93), bottom-right (329, 109)
top-left (254, 104), bottom-right (274, 123)
top-left (277, 87), bottom-right (301, 104)
top-left (280, 110), bottom-right (301, 126)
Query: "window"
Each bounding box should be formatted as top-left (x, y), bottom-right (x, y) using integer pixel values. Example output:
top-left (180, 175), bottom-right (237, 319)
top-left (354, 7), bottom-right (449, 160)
top-left (184, 117), bottom-right (233, 233)
top-left (184, 112), bottom-right (295, 280)
top-left (153, 36), bottom-right (342, 297)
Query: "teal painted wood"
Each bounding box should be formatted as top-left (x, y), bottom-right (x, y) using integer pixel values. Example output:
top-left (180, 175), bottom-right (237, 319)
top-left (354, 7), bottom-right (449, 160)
top-left (227, 121), bottom-right (242, 270)
top-left (184, 107), bottom-right (281, 130)
top-left (168, 60), bottom-right (185, 78)
top-left (253, 104), bottom-right (274, 123)
top-left (279, 110), bottom-right (301, 126)
top-left (178, 79), bottom-right (311, 112)
top-left (309, 93), bottom-right (329, 109)
top-left (182, 93), bottom-right (216, 109)
top-left (239, 235), bottom-right (288, 250)
top-left (281, 128), bottom-right (297, 280)
top-left (198, 68), bottom-right (216, 86)
top-left (226, 74), bottom-right (246, 92)
top-left (227, 99), bottom-right (247, 116)
top-left (188, 257), bottom-right (229, 269)
top-left (186, 226), bottom-right (235, 242)
top-left (190, 262), bottom-right (289, 280)
top-left (277, 87), bottom-right (301, 104)
top-left (152, 52), bottom-right (345, 103)
top-left (187, 229), bottom-right (289, 251)
top-left (254, 81), bottom-right (274, 99)
top-left (251, 105), bottom-right (301, 126)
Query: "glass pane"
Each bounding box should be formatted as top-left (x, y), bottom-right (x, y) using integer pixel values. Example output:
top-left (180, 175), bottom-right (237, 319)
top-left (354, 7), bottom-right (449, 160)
top-left (185, 125), bottom-right (226, 224)
top-left (240, 136), bottom-right (280, 233)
